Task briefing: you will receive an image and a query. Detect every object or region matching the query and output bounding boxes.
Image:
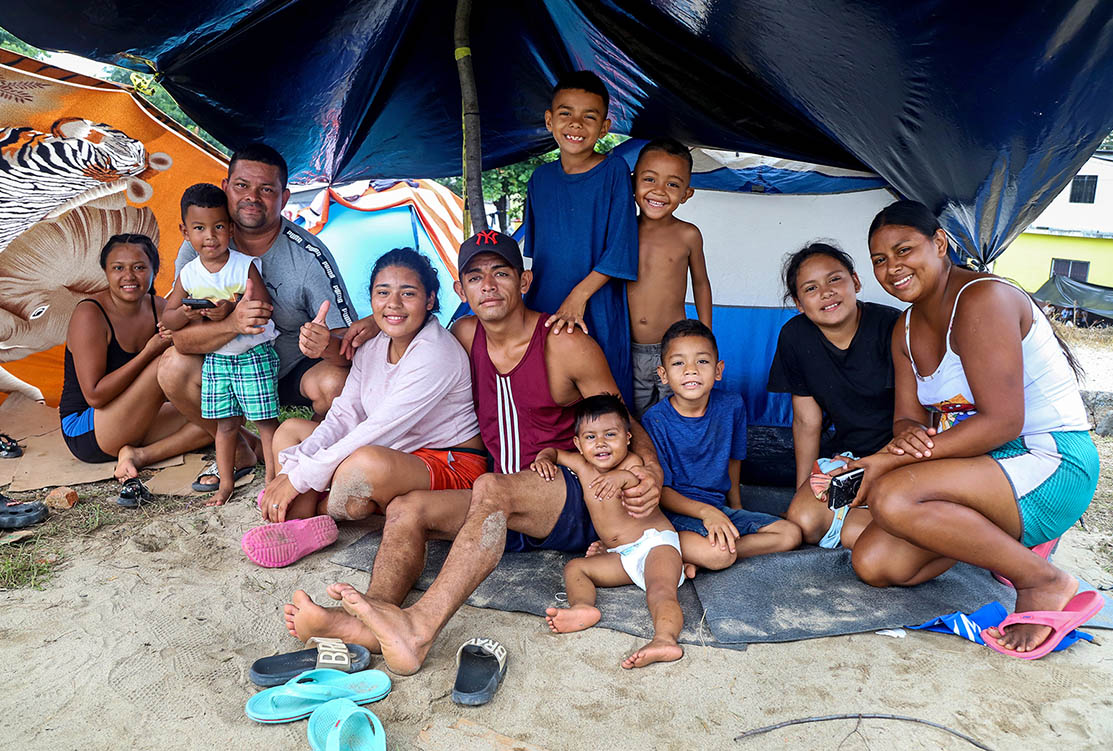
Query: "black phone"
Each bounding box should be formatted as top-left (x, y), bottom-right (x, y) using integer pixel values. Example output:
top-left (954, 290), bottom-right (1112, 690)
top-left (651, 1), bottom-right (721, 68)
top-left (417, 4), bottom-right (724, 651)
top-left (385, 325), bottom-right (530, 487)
top-left (828, 468), bottom-right (865, 510)
top-left (182, 298), bottom-right (216, 309)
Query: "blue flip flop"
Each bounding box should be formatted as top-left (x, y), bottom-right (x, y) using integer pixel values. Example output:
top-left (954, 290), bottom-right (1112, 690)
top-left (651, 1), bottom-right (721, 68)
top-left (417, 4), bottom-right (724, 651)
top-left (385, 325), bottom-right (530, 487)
top-left (245, 668), bottom-right (391, 724)
top-left (249, 638), bottom-right (372, 687)
top-left (307, 698), bottom-right (386, 751)
top-left (451, 638), bottom-right (508, 706)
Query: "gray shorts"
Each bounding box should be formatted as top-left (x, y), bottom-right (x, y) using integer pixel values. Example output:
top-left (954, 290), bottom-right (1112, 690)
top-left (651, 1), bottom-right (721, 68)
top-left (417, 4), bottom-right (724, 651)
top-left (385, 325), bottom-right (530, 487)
top-left (632, 341), bottom-right (672, 418)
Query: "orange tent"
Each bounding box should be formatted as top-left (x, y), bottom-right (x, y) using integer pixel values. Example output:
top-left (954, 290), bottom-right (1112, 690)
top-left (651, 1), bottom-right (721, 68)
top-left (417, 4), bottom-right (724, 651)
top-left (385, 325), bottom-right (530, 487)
top-left (0, 50), bottom-right (227, 406)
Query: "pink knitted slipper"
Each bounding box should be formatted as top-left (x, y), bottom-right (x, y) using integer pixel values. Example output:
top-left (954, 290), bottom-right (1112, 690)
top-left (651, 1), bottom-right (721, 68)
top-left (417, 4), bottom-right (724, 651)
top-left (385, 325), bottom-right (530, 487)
top-left (241, 516), bottom-right (338, 568)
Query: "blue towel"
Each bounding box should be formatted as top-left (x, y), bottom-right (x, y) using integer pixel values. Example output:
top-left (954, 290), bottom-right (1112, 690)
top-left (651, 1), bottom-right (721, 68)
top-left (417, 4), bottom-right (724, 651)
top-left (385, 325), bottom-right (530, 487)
top-left (910, 601), bottom-right (1092, 651)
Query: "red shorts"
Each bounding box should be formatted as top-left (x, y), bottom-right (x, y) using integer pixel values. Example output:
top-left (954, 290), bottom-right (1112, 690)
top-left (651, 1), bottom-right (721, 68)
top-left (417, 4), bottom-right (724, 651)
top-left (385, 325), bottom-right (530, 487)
top-left (412, 448), bottom-right (487, 491)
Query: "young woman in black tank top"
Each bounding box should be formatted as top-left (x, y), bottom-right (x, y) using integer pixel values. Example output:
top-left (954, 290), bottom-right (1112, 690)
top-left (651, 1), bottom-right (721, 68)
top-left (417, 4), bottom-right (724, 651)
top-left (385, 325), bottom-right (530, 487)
top-left (61, 234), bottom-right (211, 479)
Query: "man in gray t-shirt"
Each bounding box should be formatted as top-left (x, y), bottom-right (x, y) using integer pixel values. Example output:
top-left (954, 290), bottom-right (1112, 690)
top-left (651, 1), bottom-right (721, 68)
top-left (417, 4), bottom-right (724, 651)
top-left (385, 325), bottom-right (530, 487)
top-left (172, 217), bottom-right (353, 386)
top-left (159, 143), bottom-right (371, 488)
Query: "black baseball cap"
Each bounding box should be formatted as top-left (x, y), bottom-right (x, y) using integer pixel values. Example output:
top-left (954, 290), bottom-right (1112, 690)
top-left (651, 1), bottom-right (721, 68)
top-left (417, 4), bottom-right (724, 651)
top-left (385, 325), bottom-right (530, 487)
top-left (457, 230), bottom-right (524, 274)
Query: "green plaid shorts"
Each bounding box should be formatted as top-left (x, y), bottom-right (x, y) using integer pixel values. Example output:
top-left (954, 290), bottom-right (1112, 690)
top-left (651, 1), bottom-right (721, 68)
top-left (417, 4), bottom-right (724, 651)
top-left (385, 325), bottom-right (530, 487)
top-left (201, 342), bottom-right (280, 421)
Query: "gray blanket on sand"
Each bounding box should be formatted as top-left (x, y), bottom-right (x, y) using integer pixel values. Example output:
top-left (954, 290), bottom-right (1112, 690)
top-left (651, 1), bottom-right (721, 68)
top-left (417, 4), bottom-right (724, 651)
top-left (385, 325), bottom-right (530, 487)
top-left (331, 533), bottom-right (1112, 649)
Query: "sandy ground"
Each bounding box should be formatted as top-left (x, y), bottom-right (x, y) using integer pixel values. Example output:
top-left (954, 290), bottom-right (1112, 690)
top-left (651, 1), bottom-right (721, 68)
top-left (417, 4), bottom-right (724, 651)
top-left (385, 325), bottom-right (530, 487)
top-left (1074, 344), bottom-right (1113, 393)
top-left (2, 484), bottom-right (1112, 751)
top-left (2, 339), bottom-right (1111, 750)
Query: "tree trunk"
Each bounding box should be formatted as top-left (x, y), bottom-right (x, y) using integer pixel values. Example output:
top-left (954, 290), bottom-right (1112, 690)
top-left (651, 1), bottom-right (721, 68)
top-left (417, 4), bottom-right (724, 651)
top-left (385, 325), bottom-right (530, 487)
top-left (495, 195), bottom-right (509, 234)
top-left (454, 0), bottom-right (486, 234)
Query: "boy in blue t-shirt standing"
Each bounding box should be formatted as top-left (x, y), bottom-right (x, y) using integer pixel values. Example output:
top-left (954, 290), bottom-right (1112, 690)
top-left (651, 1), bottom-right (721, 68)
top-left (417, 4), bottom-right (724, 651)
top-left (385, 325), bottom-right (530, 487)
top-left (642, 320), bottom-right (802, 572)
top-left (523, 70), bottom-right (638, 405)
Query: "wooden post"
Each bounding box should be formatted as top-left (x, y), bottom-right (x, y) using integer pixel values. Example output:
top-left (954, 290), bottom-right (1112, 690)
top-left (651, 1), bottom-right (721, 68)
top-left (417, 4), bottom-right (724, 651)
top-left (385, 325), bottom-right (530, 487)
top-left (454, 0), bottom-right (487, 234)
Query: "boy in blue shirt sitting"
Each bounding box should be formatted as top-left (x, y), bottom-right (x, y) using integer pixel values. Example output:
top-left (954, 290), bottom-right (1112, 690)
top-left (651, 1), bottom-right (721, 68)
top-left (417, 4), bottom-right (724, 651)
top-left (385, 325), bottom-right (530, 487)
top-left (523, 70), bottom-right (638, 405)
top-left (642, 320), bottom-right (802, 571)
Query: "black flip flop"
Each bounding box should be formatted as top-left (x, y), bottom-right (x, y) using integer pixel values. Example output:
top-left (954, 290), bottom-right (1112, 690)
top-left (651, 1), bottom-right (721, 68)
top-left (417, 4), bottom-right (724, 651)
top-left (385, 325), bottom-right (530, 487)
top-left (190, 462), bottom-right (253, 492)
top-left (0, 433), bottom-right (22, 459)
top-left (249, 637), bottom-right (372, 687)
top-left (451, 637), bottom-right (508, 706)
top-left (0, 495), bottom-right (47, 529)
top-left (117, 478), bottom-right (154, 508)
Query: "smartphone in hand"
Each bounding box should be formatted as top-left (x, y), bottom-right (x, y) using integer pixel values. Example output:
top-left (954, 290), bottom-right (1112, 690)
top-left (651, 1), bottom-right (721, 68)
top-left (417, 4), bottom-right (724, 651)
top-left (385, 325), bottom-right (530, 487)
top-left (182, 298), bottom-right (217, 309)
top-left (828, 468), bottom-right (865, 510)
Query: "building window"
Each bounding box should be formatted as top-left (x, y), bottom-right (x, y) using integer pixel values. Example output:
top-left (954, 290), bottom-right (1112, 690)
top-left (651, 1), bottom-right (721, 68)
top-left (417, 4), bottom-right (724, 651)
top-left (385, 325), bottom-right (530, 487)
top-left (1069, 174), bottom-right (1097, 203)
top-left (1052, 258), bottom-right (1090, 282)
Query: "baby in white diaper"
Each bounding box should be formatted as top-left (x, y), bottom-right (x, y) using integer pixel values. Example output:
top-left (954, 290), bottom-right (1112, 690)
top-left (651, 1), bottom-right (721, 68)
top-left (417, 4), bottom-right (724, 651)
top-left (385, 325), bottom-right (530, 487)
top-left (530, 393), bottom-right (689, 669)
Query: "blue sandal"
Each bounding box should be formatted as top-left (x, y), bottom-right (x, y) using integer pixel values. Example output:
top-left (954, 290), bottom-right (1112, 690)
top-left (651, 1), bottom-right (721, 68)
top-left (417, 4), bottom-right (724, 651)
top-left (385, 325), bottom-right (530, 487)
top-left (307, 699), bottom-right (386, 751)
top-left (249, 638), bottom-right (372, 687)
top-left (245, 668), bottom-right (391, 724)
top-left (451, 638), bottom-right (508, 706)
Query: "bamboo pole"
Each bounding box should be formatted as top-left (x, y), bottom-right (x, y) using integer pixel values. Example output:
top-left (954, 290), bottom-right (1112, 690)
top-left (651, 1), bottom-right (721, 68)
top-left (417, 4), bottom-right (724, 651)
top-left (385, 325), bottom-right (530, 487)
top-left (454, 0), bottom-right (487, 234)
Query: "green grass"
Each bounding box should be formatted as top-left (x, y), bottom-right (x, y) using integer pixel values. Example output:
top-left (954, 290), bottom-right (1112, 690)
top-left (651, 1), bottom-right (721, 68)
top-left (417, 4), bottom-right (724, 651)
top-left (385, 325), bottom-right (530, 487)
top-left (1, 407), bottom-right (312, 590)
top-left (0, 482), bottom-right (200, 590)
top-left (0, 543), bottom-right (61, 589)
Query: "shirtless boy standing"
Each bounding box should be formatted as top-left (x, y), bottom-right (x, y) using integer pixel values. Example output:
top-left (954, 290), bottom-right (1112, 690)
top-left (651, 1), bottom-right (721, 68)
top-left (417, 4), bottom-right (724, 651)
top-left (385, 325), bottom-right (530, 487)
top-left (532, 394), bottom-right (687, 669)
top-left (626, 138), bottom-right (712, 417)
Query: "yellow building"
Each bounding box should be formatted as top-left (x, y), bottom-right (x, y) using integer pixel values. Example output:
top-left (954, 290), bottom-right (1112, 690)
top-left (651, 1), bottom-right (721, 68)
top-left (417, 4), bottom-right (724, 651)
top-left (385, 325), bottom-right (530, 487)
top-left (994, 232), bottom-right (1113, 292)
top-left (993, 152), bottom-right (1113, 291)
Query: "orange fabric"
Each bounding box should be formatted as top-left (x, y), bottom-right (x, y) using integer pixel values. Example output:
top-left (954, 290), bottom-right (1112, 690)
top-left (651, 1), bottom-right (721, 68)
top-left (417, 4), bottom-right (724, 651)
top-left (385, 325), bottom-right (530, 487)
top-left (412, 448), bottom-right (487, 491)
top-left (0, 50), bottom-right (227, 406)
top-left (289, 179), bottom-right (464, 279)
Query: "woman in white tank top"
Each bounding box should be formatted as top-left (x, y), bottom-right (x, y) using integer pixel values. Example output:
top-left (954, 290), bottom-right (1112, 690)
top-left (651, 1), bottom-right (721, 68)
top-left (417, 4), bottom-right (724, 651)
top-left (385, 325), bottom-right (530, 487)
top-left (844, 200), bottom-right (1100, 659)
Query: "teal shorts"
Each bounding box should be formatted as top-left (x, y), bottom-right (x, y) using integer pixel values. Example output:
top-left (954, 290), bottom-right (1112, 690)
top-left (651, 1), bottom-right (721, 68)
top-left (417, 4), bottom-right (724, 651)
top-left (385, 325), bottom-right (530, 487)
top-left (989, 430), bottom-right (1098, 547)
top-left (201, 342), bottom-right (280, 421)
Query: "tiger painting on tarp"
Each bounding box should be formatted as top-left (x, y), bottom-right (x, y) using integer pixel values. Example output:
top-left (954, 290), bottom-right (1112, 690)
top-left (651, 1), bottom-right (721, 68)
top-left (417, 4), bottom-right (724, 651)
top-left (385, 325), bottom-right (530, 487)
top-left (0, 51), bottom-right (227, 405)
top-left (0, 117), bottom-right (171, 253)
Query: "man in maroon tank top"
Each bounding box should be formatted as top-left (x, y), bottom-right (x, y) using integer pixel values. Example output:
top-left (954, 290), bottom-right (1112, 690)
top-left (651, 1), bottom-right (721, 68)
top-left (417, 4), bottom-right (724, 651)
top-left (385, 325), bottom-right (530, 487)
top-left (284, 232), bottom-right (664, 674)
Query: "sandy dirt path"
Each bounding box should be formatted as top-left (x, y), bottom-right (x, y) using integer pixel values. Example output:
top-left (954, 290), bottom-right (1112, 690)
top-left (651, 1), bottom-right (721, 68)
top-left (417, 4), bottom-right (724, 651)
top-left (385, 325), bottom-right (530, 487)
top-left (2, 492), bottom-right (1111, 751)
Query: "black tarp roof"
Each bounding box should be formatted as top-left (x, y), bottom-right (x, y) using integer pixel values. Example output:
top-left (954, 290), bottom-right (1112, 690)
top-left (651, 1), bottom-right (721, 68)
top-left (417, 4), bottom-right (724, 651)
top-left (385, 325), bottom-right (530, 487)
top-left (4, 1), bottom-right (1113, 264)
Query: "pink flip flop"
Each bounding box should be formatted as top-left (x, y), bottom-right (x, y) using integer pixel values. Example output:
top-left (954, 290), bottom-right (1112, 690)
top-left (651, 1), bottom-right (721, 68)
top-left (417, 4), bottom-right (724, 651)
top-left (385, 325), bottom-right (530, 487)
top-left (241, 516), bottom-right (338, 568)
top-left (992, 538), bottom-right (1059, 587)
top-left (983, 590), bottom-right (1104, 660)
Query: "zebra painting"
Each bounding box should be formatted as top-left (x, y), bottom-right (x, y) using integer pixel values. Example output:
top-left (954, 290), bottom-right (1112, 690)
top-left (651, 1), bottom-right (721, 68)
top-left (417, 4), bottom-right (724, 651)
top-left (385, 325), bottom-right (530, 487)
top-left (0, 118), bottom-right (172, 254)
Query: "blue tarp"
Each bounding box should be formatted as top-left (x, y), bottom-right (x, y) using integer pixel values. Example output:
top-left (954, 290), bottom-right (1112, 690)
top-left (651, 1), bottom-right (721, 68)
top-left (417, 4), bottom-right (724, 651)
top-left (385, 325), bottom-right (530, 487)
top-left (4, 1), bottom-right (1113, 266)
top-left (613, 139), bottom-right (890, 195)
top-left (295, 202), bottom-right (459, 327)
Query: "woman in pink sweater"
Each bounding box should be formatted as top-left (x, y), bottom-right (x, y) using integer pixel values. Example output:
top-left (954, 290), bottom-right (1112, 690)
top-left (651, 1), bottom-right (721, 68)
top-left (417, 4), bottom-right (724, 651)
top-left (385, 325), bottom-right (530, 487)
top-left (242, 248), bottom-right (484, 568)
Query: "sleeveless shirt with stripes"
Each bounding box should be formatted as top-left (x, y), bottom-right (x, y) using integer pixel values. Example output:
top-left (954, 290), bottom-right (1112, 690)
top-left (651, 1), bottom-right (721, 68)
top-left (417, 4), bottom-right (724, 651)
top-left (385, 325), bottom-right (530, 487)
top-left (470, 315), bottom-right (577, 474)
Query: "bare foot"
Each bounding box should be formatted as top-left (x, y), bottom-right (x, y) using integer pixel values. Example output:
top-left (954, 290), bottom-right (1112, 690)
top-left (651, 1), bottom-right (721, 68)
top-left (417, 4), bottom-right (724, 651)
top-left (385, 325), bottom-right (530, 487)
top-left (205, 485), bottom-right (233, 507)
top-left (683, 563), bottom-right (697, 580)
top-left (335, 584), bottom-right (431, 675)
top-left (621, 636), bottom-right (684, 669)
top-left (984, 569), bottom-right (1078, 653)
top-left (585, 540), bottom-right (606, 557)
top-left (283, 589), bottom-right (381, 650)
top-left (114, 445), bottom-right (143, 482)
top-left (545, 605), bottom-right (601, 633)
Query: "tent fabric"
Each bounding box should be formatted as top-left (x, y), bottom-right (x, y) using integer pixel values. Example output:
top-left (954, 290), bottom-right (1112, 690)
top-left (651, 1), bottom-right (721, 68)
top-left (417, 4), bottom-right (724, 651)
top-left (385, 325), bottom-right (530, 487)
top-left (613, 139), bottom-right (890, 195)
top-left (1033, 274), bottom-right (1113, 320)
top-left (4, 2), bottom-right (1113, 267)
top-left (0, 49), bottom-right (227, 406)
top-left (283, 179), bottom-right (465, 326)
top-left (697, 304), bottom-right (796, 428)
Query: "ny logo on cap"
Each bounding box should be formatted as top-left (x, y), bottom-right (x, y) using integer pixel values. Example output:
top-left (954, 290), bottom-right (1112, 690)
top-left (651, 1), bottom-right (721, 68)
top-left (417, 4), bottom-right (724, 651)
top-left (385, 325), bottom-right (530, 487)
top-left (475, 230), bottom-right (499, 245)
